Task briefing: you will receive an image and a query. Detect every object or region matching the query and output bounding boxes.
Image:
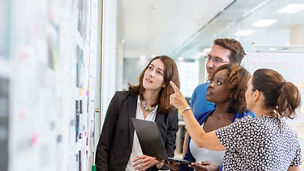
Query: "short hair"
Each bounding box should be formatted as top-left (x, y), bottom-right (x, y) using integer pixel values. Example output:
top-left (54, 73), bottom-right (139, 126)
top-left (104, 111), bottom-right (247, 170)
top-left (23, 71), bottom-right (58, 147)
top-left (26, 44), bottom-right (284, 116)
top-left (210, 63), bottom-right (250, 113)
top-left (128, 55), bottom-right (180, 113)
top-left (252, 69), bottom-right (301, 119)
top-left (214, 38), bottom-right (246, 64)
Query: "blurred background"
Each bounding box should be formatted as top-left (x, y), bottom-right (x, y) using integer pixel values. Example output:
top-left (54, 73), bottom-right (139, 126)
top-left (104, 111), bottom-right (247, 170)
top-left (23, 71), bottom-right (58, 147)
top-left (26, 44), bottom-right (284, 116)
top-left (116, 0), bottom-right (304, 95)
top-left (1, 0), bottom-right (304, 170)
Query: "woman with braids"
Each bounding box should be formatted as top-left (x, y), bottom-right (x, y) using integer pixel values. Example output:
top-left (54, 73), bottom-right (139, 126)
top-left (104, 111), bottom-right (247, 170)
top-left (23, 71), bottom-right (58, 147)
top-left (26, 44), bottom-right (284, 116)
top-left (170, 64), bottom-right (255, 171)
top-left (96, 56), bottom-right (180, 171)
top-left (169, 67), bottom-right (302, 170)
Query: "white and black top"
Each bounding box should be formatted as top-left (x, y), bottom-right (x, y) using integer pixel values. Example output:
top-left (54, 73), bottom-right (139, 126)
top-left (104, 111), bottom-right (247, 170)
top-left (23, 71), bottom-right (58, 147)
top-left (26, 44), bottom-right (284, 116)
top-left (190, 122), bottom-right (225, 165)
top-left (216, 115), bottom-right (302, 171)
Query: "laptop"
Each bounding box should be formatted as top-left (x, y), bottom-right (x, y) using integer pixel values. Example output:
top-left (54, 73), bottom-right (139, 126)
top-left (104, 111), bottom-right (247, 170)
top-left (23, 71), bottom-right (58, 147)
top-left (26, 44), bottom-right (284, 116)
top-left (131, 118), bottom-right (191, 165)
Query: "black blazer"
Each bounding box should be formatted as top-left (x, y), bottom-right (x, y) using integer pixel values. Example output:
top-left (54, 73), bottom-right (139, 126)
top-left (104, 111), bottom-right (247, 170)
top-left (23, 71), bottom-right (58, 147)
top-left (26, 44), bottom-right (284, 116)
top-left (95, 91), bottom-right (179, 171)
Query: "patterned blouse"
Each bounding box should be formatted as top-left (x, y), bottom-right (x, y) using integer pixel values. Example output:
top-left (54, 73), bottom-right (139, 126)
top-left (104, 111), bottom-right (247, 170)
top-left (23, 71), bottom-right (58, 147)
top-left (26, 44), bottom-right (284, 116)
top-left (216, 115), bottom-right (302, 171)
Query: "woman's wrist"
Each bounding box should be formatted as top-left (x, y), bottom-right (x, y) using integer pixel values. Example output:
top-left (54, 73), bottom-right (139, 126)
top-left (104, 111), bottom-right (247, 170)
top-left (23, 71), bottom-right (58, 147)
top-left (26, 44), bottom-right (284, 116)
top-left (180, 106), bottom-right (191, 115)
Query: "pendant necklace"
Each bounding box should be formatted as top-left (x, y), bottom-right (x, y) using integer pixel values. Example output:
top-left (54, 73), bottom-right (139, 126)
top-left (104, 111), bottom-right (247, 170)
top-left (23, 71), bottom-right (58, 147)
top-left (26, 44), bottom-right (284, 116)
top-left (141, 100), bottom-right (156, 112)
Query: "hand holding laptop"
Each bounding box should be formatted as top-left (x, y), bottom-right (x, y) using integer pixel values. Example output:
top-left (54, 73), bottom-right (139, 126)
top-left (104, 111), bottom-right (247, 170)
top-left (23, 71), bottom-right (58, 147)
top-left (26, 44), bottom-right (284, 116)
top-left (133, 155), bottom-right (163, 170)
top-left (131, 118), bottom-right (192, 168)
top-left (189, 161), bottom-right (217, 171)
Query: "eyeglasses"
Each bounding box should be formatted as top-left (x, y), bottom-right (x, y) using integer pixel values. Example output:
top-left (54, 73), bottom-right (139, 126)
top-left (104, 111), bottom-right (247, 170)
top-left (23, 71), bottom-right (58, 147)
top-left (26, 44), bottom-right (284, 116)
top-left (205, 55), bottom-right (229, 64)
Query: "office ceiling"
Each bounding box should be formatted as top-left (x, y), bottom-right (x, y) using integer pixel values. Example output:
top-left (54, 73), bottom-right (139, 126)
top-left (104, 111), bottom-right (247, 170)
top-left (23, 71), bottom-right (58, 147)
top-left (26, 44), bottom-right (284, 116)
top-left (118, 0), bottom-right (304, 59)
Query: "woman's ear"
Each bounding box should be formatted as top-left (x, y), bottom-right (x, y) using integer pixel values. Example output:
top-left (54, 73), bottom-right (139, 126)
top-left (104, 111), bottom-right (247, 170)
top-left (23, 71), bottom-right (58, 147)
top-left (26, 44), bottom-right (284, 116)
top-left (253, 90), bottom-right (260, 102)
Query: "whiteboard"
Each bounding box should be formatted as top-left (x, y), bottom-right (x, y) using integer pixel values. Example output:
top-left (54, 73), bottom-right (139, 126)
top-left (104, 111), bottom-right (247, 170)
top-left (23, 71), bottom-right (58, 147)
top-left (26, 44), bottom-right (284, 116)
top-left (6, 0), bottom-right (101, 171)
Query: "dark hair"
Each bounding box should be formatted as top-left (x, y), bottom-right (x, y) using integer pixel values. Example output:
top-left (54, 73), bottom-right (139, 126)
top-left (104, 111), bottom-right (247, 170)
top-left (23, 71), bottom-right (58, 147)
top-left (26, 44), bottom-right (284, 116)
top-left (252, 69), bottom-right (301, 119)
top-left (210, 64), bottom-right (250, 113)
top-left (214, 38), bottom-right (246, 64)
top-left (128, 55), bottom-right (180, 113)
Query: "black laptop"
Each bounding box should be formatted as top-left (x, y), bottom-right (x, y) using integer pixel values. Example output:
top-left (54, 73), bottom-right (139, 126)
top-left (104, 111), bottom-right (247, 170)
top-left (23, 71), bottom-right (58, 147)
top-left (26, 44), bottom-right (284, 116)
top-left (131, 118), bottom-right (191, 165)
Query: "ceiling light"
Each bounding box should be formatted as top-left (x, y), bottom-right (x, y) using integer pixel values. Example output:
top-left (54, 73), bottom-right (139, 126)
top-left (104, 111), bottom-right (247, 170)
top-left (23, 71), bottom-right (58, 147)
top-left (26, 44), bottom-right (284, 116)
top-left (140, 55), bottom-right (146, 60)
top-left (203, 48), bottom-right (212, 53)
top-left (252, 19), bottom-right (277, 27)
top-left (177, 57), bottom-right (184, 61)
top-left (194, 52), bottom-right (206, 59)
top-left (234, 30), bottom-right (255, 37)
top-left (150, 54), bottom-right (157, 58)
top-left (193, 55), bottom-right (203, 60)
top-left (277, 4), bottom-right (304, 14)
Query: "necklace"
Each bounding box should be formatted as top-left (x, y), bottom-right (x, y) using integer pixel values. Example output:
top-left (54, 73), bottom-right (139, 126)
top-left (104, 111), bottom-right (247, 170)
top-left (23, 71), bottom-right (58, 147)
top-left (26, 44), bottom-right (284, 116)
top-left (141, 100), bottom-right (156, 112)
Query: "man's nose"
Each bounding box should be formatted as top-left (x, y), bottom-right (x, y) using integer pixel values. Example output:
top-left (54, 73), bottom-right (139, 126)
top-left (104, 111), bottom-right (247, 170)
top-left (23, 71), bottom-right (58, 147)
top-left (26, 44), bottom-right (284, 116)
top-left (206, 60), bottom-right (215, 68)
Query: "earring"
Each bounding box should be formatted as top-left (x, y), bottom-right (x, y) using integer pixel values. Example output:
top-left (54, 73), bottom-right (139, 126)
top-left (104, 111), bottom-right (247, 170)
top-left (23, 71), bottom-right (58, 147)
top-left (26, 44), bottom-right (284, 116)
top-left (229, 99), bottom-right (235, 105)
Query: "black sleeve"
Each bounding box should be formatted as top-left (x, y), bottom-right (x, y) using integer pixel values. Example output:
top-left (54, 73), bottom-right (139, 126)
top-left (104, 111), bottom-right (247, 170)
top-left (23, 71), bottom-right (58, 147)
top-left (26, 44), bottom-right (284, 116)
top-left (161, 109), bottom-right (179, 170)
top-left (165, 109), bottom-right (179, 157)
top-left (95, 91), bottom-right (121, 171)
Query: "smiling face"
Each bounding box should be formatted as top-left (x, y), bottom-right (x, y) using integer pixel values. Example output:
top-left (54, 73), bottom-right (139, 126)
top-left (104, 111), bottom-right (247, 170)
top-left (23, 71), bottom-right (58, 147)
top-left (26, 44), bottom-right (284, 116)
top-left (206, 69), bottom-right (231, 103)
top-left (142, 59), bottom-right (165, 92)
top-left (206, 45), bottom-right (231, 80)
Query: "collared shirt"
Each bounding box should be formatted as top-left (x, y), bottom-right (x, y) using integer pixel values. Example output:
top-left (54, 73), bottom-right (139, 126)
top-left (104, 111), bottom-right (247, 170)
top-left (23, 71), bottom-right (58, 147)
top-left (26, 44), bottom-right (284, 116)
top-left (125, 96), bottom-right (158, 171)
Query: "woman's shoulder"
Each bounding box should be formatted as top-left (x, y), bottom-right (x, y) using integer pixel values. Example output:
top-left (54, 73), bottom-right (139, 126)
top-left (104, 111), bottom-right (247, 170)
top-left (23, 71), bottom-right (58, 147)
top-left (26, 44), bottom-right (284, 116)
top-left (114, 90), bottom-right (133, 97)
top-left (231, 115), bottom-right (256, 128)
top-left (112, 90), bottom-right (135, 102)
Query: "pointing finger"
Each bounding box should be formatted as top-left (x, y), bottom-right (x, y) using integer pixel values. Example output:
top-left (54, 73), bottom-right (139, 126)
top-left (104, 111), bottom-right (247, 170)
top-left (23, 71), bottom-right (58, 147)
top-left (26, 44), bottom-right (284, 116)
top-left (169, 81), bottom-right (180, 93)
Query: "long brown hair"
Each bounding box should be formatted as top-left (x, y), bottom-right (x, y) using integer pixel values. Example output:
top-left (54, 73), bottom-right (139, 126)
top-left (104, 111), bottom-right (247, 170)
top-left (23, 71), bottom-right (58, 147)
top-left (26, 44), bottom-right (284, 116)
top-left (210, 64), bottom-right (250, 113)
top-left (252, 69), bottom-right (301, 119)
top-left (128, 56), bottom-right (180, 113)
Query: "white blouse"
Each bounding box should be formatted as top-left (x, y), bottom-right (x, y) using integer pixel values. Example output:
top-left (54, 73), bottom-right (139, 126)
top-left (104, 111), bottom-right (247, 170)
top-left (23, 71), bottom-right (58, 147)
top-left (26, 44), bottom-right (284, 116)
top-left (125, 96), bottom-right (158, 171)
top-left (189, 122), bottom-right (225, 165)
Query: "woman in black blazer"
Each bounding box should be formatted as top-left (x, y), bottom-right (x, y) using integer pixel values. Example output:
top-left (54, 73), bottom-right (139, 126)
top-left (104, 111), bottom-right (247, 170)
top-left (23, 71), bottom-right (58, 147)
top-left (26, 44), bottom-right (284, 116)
top-left (95, 56), bottom-right (180, 171)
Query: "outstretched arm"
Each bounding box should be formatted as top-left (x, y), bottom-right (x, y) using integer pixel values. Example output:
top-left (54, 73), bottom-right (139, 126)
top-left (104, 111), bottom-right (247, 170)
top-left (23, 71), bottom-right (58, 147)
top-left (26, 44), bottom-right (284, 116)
top-left (288, 166), bottom-right (301, 171)
top-left (169, 81), bottom-right (225, 151)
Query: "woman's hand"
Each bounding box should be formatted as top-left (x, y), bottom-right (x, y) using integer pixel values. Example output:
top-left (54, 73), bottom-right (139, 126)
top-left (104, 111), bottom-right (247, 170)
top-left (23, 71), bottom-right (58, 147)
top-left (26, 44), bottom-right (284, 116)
top-left (133, 155), bottom-right (160, 171)
top-left (169, 81), bottom-right (189, 110)
top-left (189, 161), bottom-right (219, 171)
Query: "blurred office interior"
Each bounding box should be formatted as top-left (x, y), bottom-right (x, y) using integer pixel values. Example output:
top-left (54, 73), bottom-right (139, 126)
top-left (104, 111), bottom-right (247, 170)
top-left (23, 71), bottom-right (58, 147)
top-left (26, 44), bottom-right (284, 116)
top-left (1, 0), bottom-right (304, 170)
